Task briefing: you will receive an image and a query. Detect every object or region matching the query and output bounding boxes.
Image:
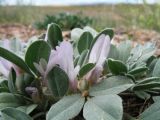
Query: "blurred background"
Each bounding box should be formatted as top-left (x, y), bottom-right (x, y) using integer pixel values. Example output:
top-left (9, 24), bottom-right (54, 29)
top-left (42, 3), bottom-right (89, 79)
top-left (0, 0), bottom-right (160, 44)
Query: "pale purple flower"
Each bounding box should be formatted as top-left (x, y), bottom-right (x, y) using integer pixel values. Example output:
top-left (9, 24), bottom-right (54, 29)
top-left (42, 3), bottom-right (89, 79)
top-left (85, 34), bottom-right (111, 84)
top-left (0, 40), bottom-right (23, 78)
top-left (34, 58), bottom-right (47, 77)
top-left (0, 57), bottom-right (23, 78)
top-left (35, 41), bottom-right (80, 91)
top-left (35, 34), bottom-right (110, 91)
top-left (25, 87), bottom-right (40, 103)
top-left (0, 58), bottom-right (13, 77)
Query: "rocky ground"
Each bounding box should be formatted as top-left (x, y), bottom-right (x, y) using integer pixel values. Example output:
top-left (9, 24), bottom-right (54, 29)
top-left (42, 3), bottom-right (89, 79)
top-left (0, 24), bottom-right (160, 55)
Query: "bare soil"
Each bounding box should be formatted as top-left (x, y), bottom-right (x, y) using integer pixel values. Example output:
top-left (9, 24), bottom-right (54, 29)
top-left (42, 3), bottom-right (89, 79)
top-left (0, 24), bottom-right (160, 55)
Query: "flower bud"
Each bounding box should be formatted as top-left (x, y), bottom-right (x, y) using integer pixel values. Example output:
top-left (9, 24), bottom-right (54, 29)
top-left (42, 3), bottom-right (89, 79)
top-left (77, 79), bottom-right (89, 92)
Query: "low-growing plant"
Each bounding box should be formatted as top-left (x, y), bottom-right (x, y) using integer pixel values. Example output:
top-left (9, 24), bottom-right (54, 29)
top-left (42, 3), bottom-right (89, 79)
top-left (34, 12), bottom-right (93, 30)
top-left (0, 23), bottom-right (160, 120)
top-left (137, 1), bottom-right (160, 31)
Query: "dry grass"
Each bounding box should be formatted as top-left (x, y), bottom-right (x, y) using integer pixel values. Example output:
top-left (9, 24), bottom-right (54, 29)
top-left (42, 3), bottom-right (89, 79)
top-left (0, 4), bottom-right (159, 31)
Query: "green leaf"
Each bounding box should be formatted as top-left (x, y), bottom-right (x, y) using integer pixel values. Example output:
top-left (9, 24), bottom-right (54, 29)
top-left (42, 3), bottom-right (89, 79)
top-left (90, 28), bottom-right (113, 50)
top-left (78, 32), bottom-right (93, 54)
top-left (136, 77), bottom-right (160, 85)
top-left (108, 59), bottom-right (128, 75)
top-left (0, 80), bottom-right (9, 92)
top-left (103, 60), bottom-right (110, 75)
top-left (132, 82), bottom-right (160, 91)
top-left (15, 74), bottom-right (26, 93)
top-left (83, 95), bottom-right (123, 120)
top-left (71, 28), bottom-right (83, 42)
top-left (90, 76), bottom-right (133, 96)
top-left (153, 96), bottom-right (160, 102)
top-left (147, 58), bottom-right (157, 76)
top-left (74, 56), bottom-right (80, 67)
top-left (17, 104), bottom-right (37, 114)
top-left (152, 59), bottom-right (160, 77)
top-left (117, 40), bottom-right (132, 63)
top-left (83, 26), bottom-right (98, 37)
top-left (8, 68), bottom-right (16, 93)
top-left (128, 43), bottom-right (155, 67)
top-left (128, 67), bottom-right (148, 75)
top-left (0, 87), bottom-right (9, 92)
top-left (0, 47), bottom-right (32, 75)
top-left (46, 23), bottom-right (63, 49)
top-left (134, 91), bottom-right (150, 100)
top-left (123, 113), bottom-right (137, 120)
top-left (23, 73), bottom-right (35, 87)
top-left (137, 47), bottom-right (156, 63)
top-left (1, 108), bottom-right (32, 120)
top-left (108, 44), bottom-right (119, 59)
top-left (71, 27), bottom-right (97, 42)
top-left (77, 50), bottom-right (89, 67)
top-left (47, 94), bottom-right (85, 120)
top-left (47, 66), bottom-right (69, 98)
top-left (132, 77), bottom-right (160, 91)
top-left (79, 63), bottom-right (95, 78)
top-left (25, 40), bottom-right (51, 75)
top-left (14, 73), bottom-right (34, 94)
top-left (139, 99), bottom-right (160, 120)
top-left (0, 93), bottom-right (23, 110)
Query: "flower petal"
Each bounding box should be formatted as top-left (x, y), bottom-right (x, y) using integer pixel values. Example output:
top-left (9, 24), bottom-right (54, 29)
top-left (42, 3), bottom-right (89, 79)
top-left (34, 62), bottom-right (45, 76)
top-left (69, 65), bottom-right (80, 90)
top-left (0, 57), bottom-right (13, 77)
top-left (97, 35), bottom-right (111, 66)
top-left (86, 34), bottom-right (111, 83)
top-left (89, 34), bottom-right (110, 65)
top-left (46, 49), bottom-right (59, 74)
top-left (0, 61), bottom-right (10, 77)
top-left (46, 41), bottom-right (77, 90)
top-left (85, 66), bottom-right (103, 84)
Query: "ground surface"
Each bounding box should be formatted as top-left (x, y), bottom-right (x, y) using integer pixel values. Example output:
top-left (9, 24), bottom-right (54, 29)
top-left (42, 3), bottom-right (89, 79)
top-left (0, 24), bottom-right (160, 55)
